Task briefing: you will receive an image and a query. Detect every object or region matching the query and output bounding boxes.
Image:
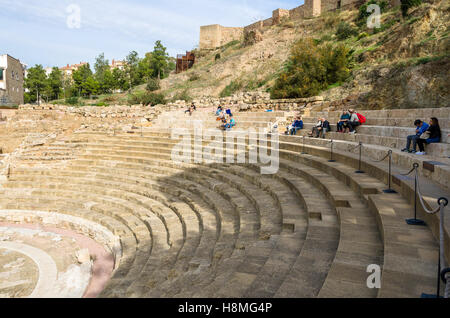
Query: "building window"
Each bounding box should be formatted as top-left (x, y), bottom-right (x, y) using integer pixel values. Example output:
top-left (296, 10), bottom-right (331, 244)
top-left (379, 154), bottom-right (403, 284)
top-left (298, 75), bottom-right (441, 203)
top-left (0, 68), bottom-right (3, 81)
top-left (337, 0), bottom-right (341, 9)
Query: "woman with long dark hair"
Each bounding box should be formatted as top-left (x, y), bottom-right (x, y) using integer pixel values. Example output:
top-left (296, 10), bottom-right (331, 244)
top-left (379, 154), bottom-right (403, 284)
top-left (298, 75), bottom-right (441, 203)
top-left (416, 117), bottom-right (441, 155)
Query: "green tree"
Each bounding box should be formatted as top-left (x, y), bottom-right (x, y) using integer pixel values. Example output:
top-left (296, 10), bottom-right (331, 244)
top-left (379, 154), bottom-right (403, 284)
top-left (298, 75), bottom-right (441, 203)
top-left (24, 65), bottom-right (47, 105)
top-left (270, 38), bottom-right (352, 99)
top-left (112, 68), bottom-right (129, 92)
top-left (125, 51), bottom-right (141, 89)
top-left (72, 64), bottom-right (93, 96)
top-left (46, 67), bottom-right (63, 101)
top-left (138, 53), bottom-right (154, 82)
top-left (94, 53), bottom-right (112, 94)
top-left (81, 76), bottom-right (100, 98)
top-left (150, 40), bottom-right (169, 79)
top-left (100, 68), bottom-right (116, 94)
top-left (94, 53), bottom-right (110, 83)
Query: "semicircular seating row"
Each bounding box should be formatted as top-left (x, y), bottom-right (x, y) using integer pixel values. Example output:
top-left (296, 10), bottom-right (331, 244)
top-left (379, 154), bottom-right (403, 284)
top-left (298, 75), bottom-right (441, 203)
top-left (1, 110), bottom-right (448, 298)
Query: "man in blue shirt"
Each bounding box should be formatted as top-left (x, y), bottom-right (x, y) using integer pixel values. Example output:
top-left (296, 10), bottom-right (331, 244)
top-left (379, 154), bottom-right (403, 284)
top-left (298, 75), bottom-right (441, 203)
top-left (402, 119), bottom-right (429, 153)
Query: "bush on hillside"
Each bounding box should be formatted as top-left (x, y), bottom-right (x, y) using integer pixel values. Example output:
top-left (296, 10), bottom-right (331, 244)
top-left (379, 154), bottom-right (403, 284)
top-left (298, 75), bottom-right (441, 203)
top-left (220, 80), bottom-right (244, 97)
top-left (270, 38), bottom-right (352, 99)
top-left (358, 0), bottom-right (388, 23)
top-left (171, 89), bottom-right (192, 102)
top-left (128, 91), bottom-right (166, 106)
top-left (400, 0), bottom-right (422, 17)
top-left (188, 73), bottom-right (201, 81)
top-left (146, 78), bottom-right (160, 92)
top-left (141, 92), bottom-right (166, 106)
top-left (65, 97), bottom-right (79, 105)
top-left (336, 22), bottom-right (358, 40)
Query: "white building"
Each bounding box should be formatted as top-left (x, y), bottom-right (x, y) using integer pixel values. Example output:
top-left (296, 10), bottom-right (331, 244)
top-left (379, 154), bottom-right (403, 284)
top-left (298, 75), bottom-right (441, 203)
top-left (0, 54), bottom-right (25, 106)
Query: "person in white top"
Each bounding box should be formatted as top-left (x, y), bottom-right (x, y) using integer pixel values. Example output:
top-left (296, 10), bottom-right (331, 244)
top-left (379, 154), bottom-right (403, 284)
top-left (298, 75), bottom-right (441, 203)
top-left (348, 109), bottom-right (360, 134)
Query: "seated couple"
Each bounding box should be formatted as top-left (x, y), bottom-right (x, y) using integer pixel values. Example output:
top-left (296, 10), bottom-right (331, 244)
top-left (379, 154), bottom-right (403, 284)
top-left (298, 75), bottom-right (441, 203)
top-left (309, 118), bottom-right (330, 138)
top-left (285, 116), bottom-right (303, 135)
top-left (337, 109), bottom-right (365, 133)
top-left (402, 118), bottom-right (441, 155)
top-left (221, 115), bottom-right (236, 131)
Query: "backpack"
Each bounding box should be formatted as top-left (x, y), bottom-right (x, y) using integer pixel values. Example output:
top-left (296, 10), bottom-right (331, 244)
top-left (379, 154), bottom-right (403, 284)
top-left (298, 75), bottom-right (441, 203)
top-left (356, 113), bottom-right (366, 124)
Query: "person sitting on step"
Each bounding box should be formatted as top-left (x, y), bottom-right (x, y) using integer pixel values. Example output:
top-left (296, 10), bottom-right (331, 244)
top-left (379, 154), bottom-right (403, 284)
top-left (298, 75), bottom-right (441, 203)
top-left (185, 103), bottom-right (196, 116)
top-left (319, 118), bottom-right (330, 138)
top-left (285, 116), bottom-right (303, 135)
top-left (402, 119), bottom-right (429, 154)
top-left (348, 109), bottom-right (360, 134)
top-left (337, 110), bottom-right (351, 133)
top-left (311, 118), bottom-right (330, 138)
top-left (416, 117), bottom-right (441, 155)
top-left (217, 108), bottom-right (226, 122)
top-left (225, 115), bottom-right (236, 131)
top-left (215, 105), bottom-right (223, 117)
top-left (309, 117), bottom-right (323, 138)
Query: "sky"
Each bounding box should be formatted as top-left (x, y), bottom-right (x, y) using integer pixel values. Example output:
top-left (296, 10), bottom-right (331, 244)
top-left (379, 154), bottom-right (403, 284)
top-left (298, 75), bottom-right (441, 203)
top-left (0, 0), bottom-right (303, 69)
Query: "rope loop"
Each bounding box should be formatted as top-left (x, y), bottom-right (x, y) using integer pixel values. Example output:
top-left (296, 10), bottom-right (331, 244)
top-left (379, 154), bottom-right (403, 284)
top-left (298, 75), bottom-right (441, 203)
top-left (400, 164), bottom-right (418, 177)
top-left (370, 150), bottom-right (391, 163)
top-left (438, 197), bottom-right (449, 207)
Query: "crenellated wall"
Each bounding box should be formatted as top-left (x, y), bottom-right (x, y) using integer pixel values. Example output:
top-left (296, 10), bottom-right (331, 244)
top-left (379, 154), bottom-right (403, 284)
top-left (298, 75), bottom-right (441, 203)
top-left (199, 24), bottom-right (244, 50)
top-left (199, 0), bottom-right (366, 50)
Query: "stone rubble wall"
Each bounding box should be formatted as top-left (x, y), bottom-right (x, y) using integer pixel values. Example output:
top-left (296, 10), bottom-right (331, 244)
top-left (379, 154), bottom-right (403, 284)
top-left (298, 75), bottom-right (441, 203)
top-left (18, 104), bottom-right (163, 121)
top-left (165, 92), bottom-right (325, 112)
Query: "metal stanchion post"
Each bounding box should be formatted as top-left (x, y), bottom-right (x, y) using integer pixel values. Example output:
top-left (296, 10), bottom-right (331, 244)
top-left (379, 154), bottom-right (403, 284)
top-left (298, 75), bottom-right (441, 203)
top-left (406, 163), bottom-right (426, 226)
top-left (355, 142), bottom-right (364, 174)
top-left (383, 150), bottom-right (397, 193)
top-left (328, 140), bottom-right (336, 162)
top-left (301, 136), bottom-right (307, 155)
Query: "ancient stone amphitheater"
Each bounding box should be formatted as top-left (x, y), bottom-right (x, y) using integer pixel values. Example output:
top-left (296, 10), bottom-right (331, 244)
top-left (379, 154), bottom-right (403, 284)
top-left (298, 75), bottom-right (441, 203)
top-left (0, 104), bottom-right (449, 298)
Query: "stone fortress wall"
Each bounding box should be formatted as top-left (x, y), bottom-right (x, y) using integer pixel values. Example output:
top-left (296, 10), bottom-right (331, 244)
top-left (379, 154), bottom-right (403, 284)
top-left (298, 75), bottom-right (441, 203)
top-left (199, 0), bottom-right (366, 50)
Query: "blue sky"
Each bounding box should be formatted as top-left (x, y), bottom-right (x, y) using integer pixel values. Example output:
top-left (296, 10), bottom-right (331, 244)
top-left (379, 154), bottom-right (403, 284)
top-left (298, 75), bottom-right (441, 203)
top-left (0, 0), bottom-right (303, 69)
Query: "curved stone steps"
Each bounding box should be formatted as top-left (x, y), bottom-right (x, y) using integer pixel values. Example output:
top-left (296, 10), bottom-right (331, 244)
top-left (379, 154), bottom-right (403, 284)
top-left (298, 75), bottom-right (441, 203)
top-left (207, 163), bottom-right (307, 298)
top-left (64, 158), bottom-right (274, 297)
top-left (1, 180), bottom-right (161, 296)
top-left (277, 148), bottom-right (439, 297)
top-left (57, 140), bottom-right (341, 297)
top-left (7, 167), bottom-right (245, 297)
top-left (66, 158), bottom-right (268, 298)
top-left (273, 169), bottom-right (339, 298)
top-left (75, 134), bottom-right (443, 297)
top-left (54, 149), bottom-right (286, 297)
top-left (368, 195), bottom-right (440, 297)
top-left (69, 147), bottom-right (324, 298)
top-left (4, 171), bottom-right (211, 296)
top-left (0, 193), bottom-right (139, 290)
top-left (275, 158), bottom-right (382, 297)
top-left (75, 152), bottom-right (280, 241)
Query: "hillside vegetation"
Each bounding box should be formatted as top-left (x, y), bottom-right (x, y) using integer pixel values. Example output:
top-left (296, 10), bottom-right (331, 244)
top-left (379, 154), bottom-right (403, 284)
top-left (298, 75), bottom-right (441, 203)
top-left (79, 0), bottom-right (449, 109)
